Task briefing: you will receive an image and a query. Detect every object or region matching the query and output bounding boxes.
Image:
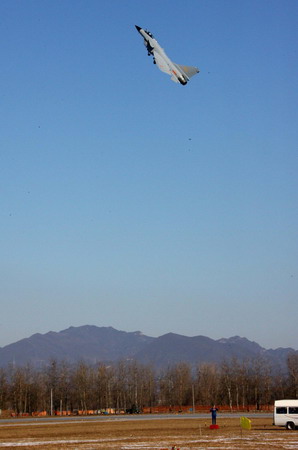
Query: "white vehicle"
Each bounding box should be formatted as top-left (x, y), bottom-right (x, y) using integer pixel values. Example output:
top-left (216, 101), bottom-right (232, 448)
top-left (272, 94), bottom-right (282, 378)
top-left (273, 400), bottom-right (298, 430)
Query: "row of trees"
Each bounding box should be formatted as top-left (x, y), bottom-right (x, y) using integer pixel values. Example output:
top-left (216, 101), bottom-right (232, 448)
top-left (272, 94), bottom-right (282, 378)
top-left (0, 354), bottom-right (297, 415)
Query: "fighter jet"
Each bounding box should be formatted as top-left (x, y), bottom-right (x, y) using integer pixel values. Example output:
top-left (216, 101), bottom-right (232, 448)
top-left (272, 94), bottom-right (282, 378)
top-left (135, 25), bottom-right (199, 85)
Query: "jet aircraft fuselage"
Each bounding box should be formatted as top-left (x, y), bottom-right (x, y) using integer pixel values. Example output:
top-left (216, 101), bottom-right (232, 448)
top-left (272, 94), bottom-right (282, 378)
top-left (135, 25), bottom-right (199, 85)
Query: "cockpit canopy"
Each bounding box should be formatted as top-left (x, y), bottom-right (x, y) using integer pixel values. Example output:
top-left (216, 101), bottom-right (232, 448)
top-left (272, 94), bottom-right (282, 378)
top-left (145, 30), bottom-right (154, 38)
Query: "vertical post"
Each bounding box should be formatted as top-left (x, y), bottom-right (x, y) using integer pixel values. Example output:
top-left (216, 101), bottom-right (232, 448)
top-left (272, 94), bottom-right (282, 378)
top-left (192, 385), bottom-right (195, 413)
top-left (50, 388), bottom-right (53, 416)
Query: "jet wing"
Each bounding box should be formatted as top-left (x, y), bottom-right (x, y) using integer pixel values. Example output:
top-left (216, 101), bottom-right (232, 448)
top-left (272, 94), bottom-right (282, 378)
top-left (153, 51), bottom-right (180, 83)
top-left (153, 51), bottom-right (172, 75)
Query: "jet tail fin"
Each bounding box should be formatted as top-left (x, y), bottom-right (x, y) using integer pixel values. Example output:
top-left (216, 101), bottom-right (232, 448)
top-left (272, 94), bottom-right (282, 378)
top-left (175, 64), bottom-right (199, 79)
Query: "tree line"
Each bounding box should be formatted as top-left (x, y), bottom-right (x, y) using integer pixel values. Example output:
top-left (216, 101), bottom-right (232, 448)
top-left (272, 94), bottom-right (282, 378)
top-left (0, 353), bottom-right (297, 415)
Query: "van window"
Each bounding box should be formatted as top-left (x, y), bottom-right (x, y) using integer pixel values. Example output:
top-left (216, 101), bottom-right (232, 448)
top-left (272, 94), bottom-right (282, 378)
top-left (289, 407), bottom-right (298, 414)
top-left (276, 407), bottom-right (287, 414)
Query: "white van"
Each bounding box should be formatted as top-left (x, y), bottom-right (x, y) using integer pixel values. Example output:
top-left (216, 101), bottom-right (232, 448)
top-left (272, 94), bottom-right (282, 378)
top-left (274, 400), bottom-right (298, 430)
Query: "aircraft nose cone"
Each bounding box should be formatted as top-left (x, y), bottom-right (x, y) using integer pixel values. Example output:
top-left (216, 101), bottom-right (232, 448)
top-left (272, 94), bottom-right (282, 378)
top-left (135, 25), bottom-right (142, 33)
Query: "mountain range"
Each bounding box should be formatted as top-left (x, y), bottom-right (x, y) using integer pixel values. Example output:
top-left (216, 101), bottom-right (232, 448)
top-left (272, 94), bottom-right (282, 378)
top-left (0, 325), bottom-right (296, 371)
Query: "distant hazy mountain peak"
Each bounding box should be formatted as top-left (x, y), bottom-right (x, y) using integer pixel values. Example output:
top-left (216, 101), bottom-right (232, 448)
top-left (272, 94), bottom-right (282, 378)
top-left (0, 325), bottom-right (296, 371)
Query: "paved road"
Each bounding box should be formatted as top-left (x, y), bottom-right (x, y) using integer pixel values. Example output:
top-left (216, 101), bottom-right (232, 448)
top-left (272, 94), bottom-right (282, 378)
top-left (0, 412), bottom-right (273, 426)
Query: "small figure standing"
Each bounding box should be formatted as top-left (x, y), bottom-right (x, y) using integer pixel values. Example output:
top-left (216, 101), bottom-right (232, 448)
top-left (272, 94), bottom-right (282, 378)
top-left (210, 405), bottom-right (218, 425)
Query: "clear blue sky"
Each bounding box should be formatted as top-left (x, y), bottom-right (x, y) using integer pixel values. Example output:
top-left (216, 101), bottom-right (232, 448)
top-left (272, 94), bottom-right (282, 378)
top-left (1, 0), bottom-right (297, 349)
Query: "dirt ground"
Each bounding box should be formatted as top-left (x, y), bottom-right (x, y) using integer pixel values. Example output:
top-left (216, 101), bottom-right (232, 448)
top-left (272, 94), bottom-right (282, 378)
top-left (0, 416), bottom-right (297, 449)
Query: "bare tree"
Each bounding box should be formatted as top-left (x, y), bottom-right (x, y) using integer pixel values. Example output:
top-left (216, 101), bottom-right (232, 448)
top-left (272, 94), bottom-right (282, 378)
top-left (158, 366), bottom-right (176, 407)
top-left (72, 361), bottom-right (93, 412)
top-left (94, 364), bottom-right (113, 411)
top-left (170, 363), bottom-right (192, 407)
top-left (0, 368), bottom-right (8, 411)
top-left (8, 365), bottom-right (33, 414)
top-left (195, 363), bottom-right (219, 406)
top-left (246, 357), bottom-right (272, 409)
top-left (287, 353), bottom-right (298, 398)
top-left (2, 353), bottom-right (295, 415)
top-left (219, 360), bottom-right (235, 411)
top-left (45, 360), bottom-right (60, 413)
top-left (138, 364), bottom-right (156, 410)
top-left (32, 369), bottom-right (48, 412)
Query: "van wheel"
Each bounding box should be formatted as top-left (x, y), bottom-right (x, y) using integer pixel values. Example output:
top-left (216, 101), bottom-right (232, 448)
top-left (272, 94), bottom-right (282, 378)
top-left (286, 422), bottom-right (295, 430)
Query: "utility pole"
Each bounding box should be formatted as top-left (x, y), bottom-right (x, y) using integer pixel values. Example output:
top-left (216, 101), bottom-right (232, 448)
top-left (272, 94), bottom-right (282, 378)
top-left (192, 385), bottom-right (195, 413)
top-left (50, 389), bottom-right (53, 416)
